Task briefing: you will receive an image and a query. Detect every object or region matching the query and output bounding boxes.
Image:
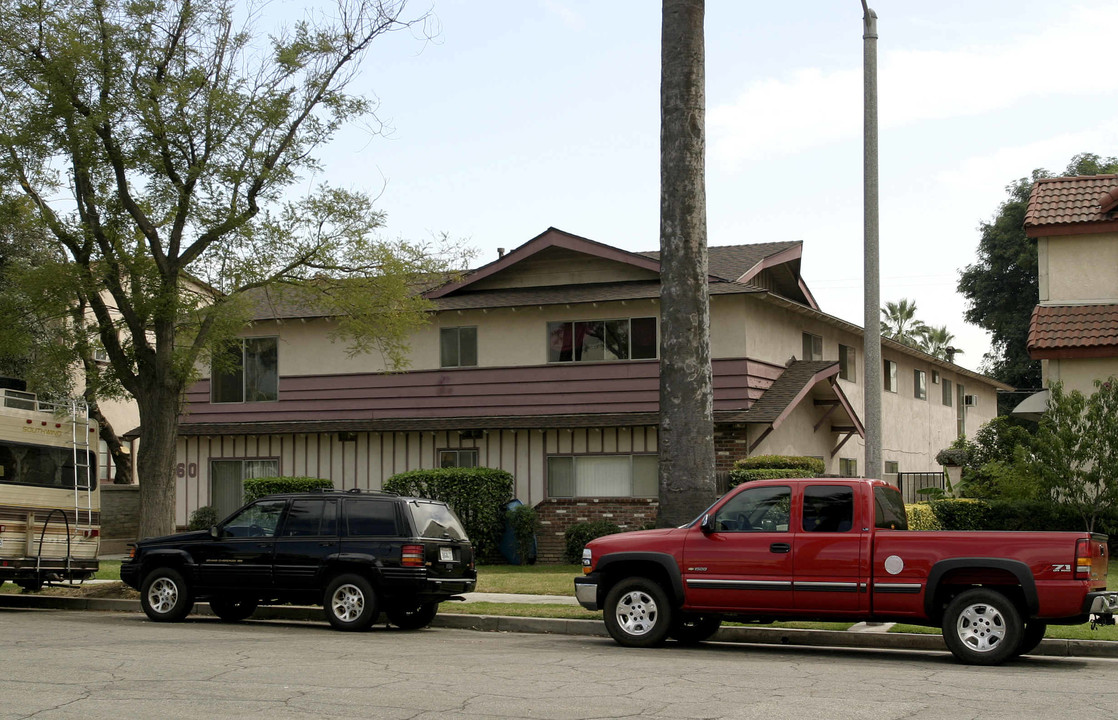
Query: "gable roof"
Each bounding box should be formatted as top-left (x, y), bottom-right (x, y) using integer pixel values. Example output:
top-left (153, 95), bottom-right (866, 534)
top-left (1028, 304), bottom-right (1118, 359)
top-left (1025, 175), bottom-right (1118, 237)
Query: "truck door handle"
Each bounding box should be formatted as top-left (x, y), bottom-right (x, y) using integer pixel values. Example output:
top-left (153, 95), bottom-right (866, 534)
top-left (770, 543), bottom-right (791, 554)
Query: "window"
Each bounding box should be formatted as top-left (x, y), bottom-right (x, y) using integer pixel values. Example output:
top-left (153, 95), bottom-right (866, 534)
top-left (839, 344), bottom-right (856, 382)
top-left (440, 327), bottom-right (477, 368)
top-left (802, 332), bottom-right (823, 361)
top-left (222, 499), bottom-right (286, 538)
top-left (874, 487), bottom-right (908, 530)
top-left (281, 499), bottom-right (338, 537)
top-left (711, 485), bottom-right (790, 532)
top-left (884, 460), bottom-right (899, 475)
top-left (802, 485), bottom-right (854, 532)
top-left (212, 337), bottom-right (278, 403)
top-left (0, 440), bottom-right (96, 490)
top-left (547, 454), bottom-right (657, 497)
top-left (210, 459), bottom-right (278, 518)
top-left (914, 369), bottom-right (927, 400)
top-left (547, 317), bottom-right (656, 363)
top-left (883, 359), bottom-right (897, 392)
top-left (839, 458), bottom-right (858, 476)
top-left (439, 449), bottom-right (478, 468)
top-left (942, 378), bottom-right (953, 407)
top-left (932, 370), bottom-right (940, 385)
top-left (345, 499), bottom-right (400, 537)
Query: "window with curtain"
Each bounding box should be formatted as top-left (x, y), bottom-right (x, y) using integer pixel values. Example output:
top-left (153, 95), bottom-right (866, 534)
top-left (546, 454), bottom-right (658, 498)
top-left (547, 318), bottom-right (657, 363)
top-left (210, 459), bottom-right (279, 518)
top-left (212, 337), bottom-right (278, 403)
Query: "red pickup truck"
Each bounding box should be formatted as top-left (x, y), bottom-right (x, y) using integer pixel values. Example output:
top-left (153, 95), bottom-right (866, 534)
top-left (574, 478), bottom-right (1118, 664)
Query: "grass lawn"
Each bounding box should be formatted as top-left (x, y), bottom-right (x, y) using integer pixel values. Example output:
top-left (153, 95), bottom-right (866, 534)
top-left (475, 564), bottom-right (580, 596)
top-left (95, 559), bottom-right (121, 581)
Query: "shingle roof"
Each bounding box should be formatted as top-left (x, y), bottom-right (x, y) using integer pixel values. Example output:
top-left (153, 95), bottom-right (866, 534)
top-left (1028, 304), bottom-right (1118, 355)
top-left (432, 279), bottom-right (765, 311)
top-left (1025, 175), bottom-right (1118, 231)
top-left (640, 242), bottom-right (801, 282)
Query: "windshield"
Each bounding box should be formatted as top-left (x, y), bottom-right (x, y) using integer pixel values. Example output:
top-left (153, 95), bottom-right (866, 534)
top-left (408, 500), bottom-right (468, 540)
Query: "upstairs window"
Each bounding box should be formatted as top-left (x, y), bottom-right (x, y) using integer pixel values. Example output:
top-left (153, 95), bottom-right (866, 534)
top-left (440, 327), bottom-right (478, 368)
top-left (839, 344), bottom-right (856, 382)
top-left (439, 449), bottom-right (478, 468)
top-left (547, 317), bottom-right (656, 363)
top-left (802, 332), bottom-right (823, 361)
top-left (212, 337), bottom-right (278, 403)
top-left (914, 369), bottom-right (927, 400)
top-left (883, 359), bottom-right (897, 393)
top-left (942, 378), bottom-right (954, 407)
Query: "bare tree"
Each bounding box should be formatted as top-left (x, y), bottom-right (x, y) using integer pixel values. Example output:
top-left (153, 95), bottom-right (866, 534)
top-left (658, 0), bottom-right (716, 527)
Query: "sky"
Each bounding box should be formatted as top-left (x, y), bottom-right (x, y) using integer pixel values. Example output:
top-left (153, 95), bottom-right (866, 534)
top-left (281, 0), bottom-right (1118, 374)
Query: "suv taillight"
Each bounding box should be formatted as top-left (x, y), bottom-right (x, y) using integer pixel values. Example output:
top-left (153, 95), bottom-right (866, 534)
top-left (402, 544), bottom-right (425, 567)
top-left (1076, 538), bottom-right (1092, 578)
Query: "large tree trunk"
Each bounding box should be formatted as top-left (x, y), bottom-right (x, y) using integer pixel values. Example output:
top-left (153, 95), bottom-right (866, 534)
top-left (87, 401), bottom-right (133, 485)
top-left (658, 0), bottom-right (716, 528)
top-left (135, 385), bottom-right (183, 539)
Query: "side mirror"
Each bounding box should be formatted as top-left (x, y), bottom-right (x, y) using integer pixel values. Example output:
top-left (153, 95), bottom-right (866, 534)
top-left (700, 513), bottom-right (713, 533)
top-left (209, 526), bottom-right (220, 539)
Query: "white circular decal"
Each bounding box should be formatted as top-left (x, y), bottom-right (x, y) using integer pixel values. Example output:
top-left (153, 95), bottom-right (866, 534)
top-left (884, 555), bottom-right (904, 575)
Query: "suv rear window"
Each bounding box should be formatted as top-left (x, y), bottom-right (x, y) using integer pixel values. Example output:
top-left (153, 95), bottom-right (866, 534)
top-left (408, 500), bottom-right (467, 540)
top-left (344, 499), bottom-right (400, 536)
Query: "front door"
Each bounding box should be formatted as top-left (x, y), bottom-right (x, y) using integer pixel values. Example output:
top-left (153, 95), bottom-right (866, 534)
top-left (196, 499), bottom-right (285, 591)
top-left (681, 484), bottom-right (794, 613)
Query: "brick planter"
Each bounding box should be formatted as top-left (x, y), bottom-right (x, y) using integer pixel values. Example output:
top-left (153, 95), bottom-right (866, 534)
top-left (534, 497), bottom-right (659, 564)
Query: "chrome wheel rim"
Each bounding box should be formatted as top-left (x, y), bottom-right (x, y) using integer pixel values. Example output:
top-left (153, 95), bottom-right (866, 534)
top-left (957, 602), bottom-right (1007, 653)
top-left (615, 589), bottom-right (658, 636)
top-left (331, 584), bottom-right (365, 623)
top-left (147, 577), bottom-right (179, 614)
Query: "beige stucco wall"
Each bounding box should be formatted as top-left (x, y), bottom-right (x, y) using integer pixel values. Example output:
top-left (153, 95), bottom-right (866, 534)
top-left (1039, 231), bottom-right (1118, 303)
top-left (1045, 357), bottom-right (1118, 397)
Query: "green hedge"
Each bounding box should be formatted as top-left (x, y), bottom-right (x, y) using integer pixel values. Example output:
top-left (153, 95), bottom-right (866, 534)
top-left (728, 455), bottom-right (823, 488)
top-left (914, 498), bottom-right (1118, 551)
top-left (905, 503), bottom-right (940, 531)
top-left (384, 467), bottom-right (513, 558)
top-left (564, 520), bottom-right (622, 564)
top-left (243, 476), bottom-right (334, 501)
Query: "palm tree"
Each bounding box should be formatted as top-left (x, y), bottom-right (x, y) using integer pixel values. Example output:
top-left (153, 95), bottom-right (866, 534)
top-left (917, 325), bottom-right (957, 360)
top-left (881, 299), bottom-right (928, 348)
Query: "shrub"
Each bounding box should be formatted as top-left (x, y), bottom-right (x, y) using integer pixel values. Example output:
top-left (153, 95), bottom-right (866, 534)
top-left (929, 498), bottom-right (991, 530)
top-left (188, 505), bottom-right (219, 530)
top-left (243, 476), bottom-right (334, 502)
top-left (905, 503), bottom-right (941, 531)
top-left (384, 467), bottom-right (514, 558)
top-left (506, 504), bottom-right (540, 565)
top-left (564, 520), bottom-right (622, 564)
top-left (728, 455), bottom-right (823, 487)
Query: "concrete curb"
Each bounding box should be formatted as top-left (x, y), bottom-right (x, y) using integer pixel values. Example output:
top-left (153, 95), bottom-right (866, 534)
top-left (2, 592), bottom-right (1115, 659)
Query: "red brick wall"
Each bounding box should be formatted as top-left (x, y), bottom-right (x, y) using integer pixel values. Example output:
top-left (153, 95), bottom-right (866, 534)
top-left (535, 497), bottom-right (659, 564)
top-left (714, 424), bottom-right (750, 473)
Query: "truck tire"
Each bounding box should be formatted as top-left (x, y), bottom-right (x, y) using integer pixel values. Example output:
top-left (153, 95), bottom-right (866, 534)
top-left (669, 614), bottom-right (722, 645)
top-left (140, 567), bottom-right (194, 623)
top-left (324, 573), bottom-right (378, 631)
top-left (208, 597), bottom-right (259, 623)
top-left (1014, 621), bottom-right (1048, 657)
top-left (942, 588), bottom-right (1023, 665)
top-left (603, 577), bottom-right (673, 648)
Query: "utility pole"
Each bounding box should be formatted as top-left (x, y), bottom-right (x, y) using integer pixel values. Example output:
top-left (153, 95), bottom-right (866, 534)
top-left (861, 1), bottom-right (882, 480)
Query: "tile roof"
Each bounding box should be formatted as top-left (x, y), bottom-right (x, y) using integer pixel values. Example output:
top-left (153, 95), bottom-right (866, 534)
top-left (1028, 304), bottom-right (1118, 354)
top-left (640, 241), bottom-right (801, 282)
top-left (1025, 175), bottom-right (1118, 230)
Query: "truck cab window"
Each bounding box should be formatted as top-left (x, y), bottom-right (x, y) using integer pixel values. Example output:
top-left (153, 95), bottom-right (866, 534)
top-left (803, 485), bottom-right (854, 532)
top-left (874, 486), bottom-right (909, 530)
top-left (712, 485), bottom-right (790, 532)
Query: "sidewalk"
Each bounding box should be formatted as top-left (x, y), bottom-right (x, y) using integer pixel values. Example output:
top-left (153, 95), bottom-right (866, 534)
top-left (2, 587), bottom-right (1116, 659)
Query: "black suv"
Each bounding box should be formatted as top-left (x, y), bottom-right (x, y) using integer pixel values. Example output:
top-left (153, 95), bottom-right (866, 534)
top-left (120, 490), bottom-right (476, 631)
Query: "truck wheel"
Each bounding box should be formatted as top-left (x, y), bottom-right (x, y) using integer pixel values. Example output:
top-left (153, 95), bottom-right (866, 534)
top-left (669, 614), bottom-right (722, 645)
top-left (603, 577), bottom-right (673, 648)
top-left (1014, 621), bottom-right (1048, 657)
top-left (324, 574), bottom-right (378, 631)
top-left (386, 602), bottom-right (438, 630)
top-left (208, 598), bottom-right (259, 623)
top-left (942, 588), bottom-right (1023, 665)
top-left (140, 568), bottom-right (194, 623)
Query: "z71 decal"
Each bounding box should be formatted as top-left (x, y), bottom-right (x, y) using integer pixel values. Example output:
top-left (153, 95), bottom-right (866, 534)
top-left (1051, 564), bottom-right (1071, 573)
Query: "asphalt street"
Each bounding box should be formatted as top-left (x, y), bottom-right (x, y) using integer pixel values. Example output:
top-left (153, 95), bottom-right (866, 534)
top-left (3, 608), bottom-right (1118, 720)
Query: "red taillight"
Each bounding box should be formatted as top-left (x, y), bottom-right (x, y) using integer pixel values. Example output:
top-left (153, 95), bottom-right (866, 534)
top-left (402, 544), bottom-right (425, 567)
top-left (1075, 538), bottom-right (1093, 578)
top-left (83, 529), bottom-right (99, 538)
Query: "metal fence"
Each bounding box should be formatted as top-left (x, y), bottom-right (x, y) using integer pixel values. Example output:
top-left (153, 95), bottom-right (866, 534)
top-left (896, 472), bottom-right (946, 504)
